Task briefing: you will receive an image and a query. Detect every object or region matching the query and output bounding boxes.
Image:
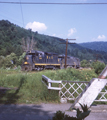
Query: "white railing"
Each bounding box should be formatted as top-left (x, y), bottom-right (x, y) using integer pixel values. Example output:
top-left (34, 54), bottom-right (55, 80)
top-left (42, 75), bottom-right (107, 102)
top-left (95, 83), bottom-right (107, 102)
top-left (42, 75), bottom-right (62, 90)
top-left (60, 81), bottom-right (89, 101)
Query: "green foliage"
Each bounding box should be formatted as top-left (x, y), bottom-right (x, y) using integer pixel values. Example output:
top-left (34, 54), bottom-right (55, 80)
top-left (52, 104), bottom-right (91, 120)
top-left (81, 60), bottom-right (91, 68)
top-left (92, 61), bottom-right (105, 74)
top-left (52, 110), bottom-right (77, 120)
top-left (0, 20), bottom-right (23, 56)
top-left (18, 52), bottom-right (26, 65)
top-left (0, 53), bottom-right (19, 68)
top-left (52, 111), bottom-right (66, 120)
top-left (0, 70), bottom-right (59, 104)
top-left (80, 41), bottom-right (107, 53)
top-left (0, 52), bottom-right (26, 68)
top-left (76, 103), bottom-right (91, 120)
top-left (79, 103), bottom-right (88, 112)
top-left (0, 68), bottom-right (97, 104)
top-left (0, 56), bottom-right (5, 68)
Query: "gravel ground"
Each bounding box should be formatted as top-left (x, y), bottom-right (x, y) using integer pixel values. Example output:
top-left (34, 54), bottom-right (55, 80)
top-left (0, 103), bottom-right (107, 120)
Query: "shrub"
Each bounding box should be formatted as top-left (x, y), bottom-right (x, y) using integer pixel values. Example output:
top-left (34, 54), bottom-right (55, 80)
top-left (0, 53), bottom-right (19, 68)
top-left (18, 52), bottom-right (26, 65)
top-left (81, 60), bottom-right (91, 68)
top-left (92, 61), bottom-right (105, 74)
top-left (52, 104), bottom-right (91, 120)
top-left (0, 56), bottom-right (5, 67)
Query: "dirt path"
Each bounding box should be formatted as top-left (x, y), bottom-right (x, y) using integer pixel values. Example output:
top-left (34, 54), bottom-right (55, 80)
top-left (0, 103), bottom-right (107, 120)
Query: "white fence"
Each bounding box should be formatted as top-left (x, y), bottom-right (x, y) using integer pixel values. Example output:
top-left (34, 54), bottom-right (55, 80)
top-left (42, 75), bottom-right (62, 90)
top-left (42, 75), bottom-right (107, 102)
top-left (60, 81), bottom-right (89, 101)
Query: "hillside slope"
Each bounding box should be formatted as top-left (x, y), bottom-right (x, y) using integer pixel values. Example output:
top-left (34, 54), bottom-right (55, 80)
top-left (0, 20), bottom-right (107, 63)
top-left (80, 42), bottom-right (107, 53)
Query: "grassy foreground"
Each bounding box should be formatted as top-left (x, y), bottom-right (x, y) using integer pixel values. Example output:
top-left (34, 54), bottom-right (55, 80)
top-left (0, 68), bottom-right (97, 104)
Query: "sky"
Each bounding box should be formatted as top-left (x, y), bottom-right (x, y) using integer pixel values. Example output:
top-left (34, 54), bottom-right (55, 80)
top-left (0, 0), bottom-right (107, 43)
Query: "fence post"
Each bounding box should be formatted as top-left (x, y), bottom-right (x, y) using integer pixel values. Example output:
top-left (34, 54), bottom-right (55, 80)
top-left (59, 83), bottom-right (61, 97)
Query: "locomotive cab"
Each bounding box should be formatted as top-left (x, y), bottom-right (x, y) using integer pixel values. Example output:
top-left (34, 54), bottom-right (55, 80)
top-left (24, 55), bottom-right (33, 65)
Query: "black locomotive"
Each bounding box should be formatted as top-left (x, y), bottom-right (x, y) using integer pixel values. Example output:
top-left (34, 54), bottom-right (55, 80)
top-left (58, 54), bottom-right (80, 69)
top-left (21, 50), bottom-right (80, 71)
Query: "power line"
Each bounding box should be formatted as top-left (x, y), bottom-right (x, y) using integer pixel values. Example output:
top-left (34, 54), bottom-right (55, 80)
top-left (19, 0), bottom-right (24, 27)
top-left (0, 2), bottom-right (107, 5)
top-left (0, 11), bottom-right (23, 25)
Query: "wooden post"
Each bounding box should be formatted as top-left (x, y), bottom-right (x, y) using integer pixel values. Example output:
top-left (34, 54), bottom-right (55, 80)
top-left (65, 39), bottom-right (68, 68)
top-left (60, 38), bottom-right (76, 68)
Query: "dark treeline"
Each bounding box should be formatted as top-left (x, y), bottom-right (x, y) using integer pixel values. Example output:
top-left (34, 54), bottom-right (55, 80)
top-left (80, 42), bottom-right (107, 53)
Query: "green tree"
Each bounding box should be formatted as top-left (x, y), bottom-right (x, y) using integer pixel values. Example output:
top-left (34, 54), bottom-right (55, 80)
top-left (1, 53), bottom-right (18, 68)
top-left (3, 55), bottom-right (12, 68)
top-left (0, 56), bottom-right (5, 68)
top-left (92, 61), bottom-right (105, 74)
top-left (81, 60), bottom-right (91, 68)
top-left (18, 52), bottom-right (26, 65)
top-left (10, 53), bottom-right (18, 65)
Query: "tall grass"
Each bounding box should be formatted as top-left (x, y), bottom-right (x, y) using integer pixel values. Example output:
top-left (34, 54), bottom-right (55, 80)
top-left (0, 68), bottom-right (97, 104)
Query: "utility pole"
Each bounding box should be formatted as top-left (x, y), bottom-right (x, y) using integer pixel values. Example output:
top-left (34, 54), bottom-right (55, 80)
top-left (60, 38), bottom-right (76, 68)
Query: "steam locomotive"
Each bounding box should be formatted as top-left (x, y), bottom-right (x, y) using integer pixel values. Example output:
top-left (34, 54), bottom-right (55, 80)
top-left (21, 50), bottom-right (80, 71)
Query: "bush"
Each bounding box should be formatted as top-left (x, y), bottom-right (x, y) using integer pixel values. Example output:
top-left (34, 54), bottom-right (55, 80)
top-left (0, 56), bottom-right (5, 67)
top-left (92, 61), bottom-right (105, 74)
top-left (18, 52), bottom-right (26, 65)
top-left (0, 52), bottom-right (25, 69)
top-left (0, 53), bottom-right (19, 68)
top-left (81, 60), bottom-right (91, 68)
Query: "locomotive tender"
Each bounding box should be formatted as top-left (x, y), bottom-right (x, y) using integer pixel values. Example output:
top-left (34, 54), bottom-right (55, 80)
top-left (21, 50), bottom-right (80, 71)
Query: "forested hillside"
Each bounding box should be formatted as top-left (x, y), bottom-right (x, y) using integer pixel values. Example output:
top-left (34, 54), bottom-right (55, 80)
top-left (0, 20), bottom-right (107, 64)
top-left (80, 42), bottom-right (107, 53)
